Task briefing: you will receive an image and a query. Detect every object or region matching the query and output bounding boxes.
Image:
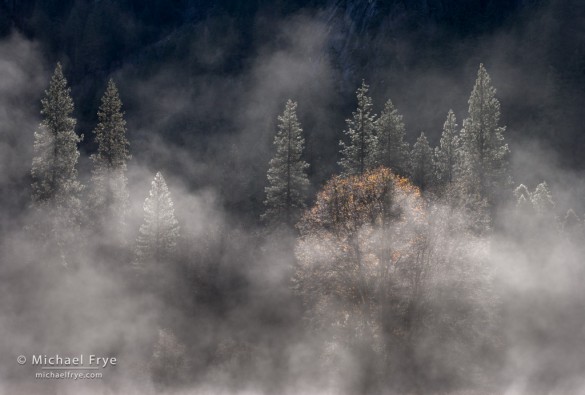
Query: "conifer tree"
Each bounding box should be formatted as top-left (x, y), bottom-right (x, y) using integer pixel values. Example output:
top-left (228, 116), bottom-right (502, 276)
top-left (373, 99), bottom-right (409, 174)
top-left (263, 99), bottom-right (309, 226)
top-left (90, 79), bottom-right (130, 237)
top-left (31, 63), bottom-right (83, 207)
top-left (30, 63), bottom-right (83, 264)
top-left (434, 110), bottom-right (460, 185)
top-left (459, 64), bottom-right (510, 208)
top-left (134, 172), bottom-right (180, 265)
top-left (339, 80), bottom-right (377, 175)
top-left (531, 182), bottom-right (555, 215)
top-left (514, 184), bottom-right (533, 213)
top-left (410, 132), bottom-right (435, 191)
top-left (513, 184), bottom-right (531, 203)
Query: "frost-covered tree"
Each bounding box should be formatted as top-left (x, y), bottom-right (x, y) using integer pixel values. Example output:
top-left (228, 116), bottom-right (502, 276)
top-left (531, 182), bottom-right (555, 215)
top-left (373, 99), bottom-right (409, 174)
top-left (514, 184), bottom-right (533, 213)
top-left (90, 79), bottom-right (130, 237)
top-left (30, 63), bottom-right (83, 264)
top-left (339, 80), bottom-right (377, 175)
top-left (513, 182), bottom-right (556, 225)
top-left (459, 64), bottom-right (510, 208)
top-left (434, 110), bottom-right (460, 185)
top-left (134, 172), bottom-right (180, 265)
top-left (410, 132), bottom-right (435, 191)
top-left (263, 99), bottom-right (310, 226)
top-left (31, 63), bottom-right (83, 207)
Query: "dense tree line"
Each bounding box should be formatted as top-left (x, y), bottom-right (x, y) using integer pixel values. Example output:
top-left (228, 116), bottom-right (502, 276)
top-left (25, 62), bottom-right (585, 393)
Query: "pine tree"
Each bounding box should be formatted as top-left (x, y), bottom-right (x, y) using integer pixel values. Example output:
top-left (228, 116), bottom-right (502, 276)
top-left (339, 80), bottom-right (377, 175)
top-left (31, 63), bottom-right (83, 206)
top-left (514, 184), bottom-right (533, 213)
top-left (531, 182), bottom-right (554, 215)
top-left (513, 184), bottom-right (531, 202)
top-left (30, 63), bottom-right (83, 264)
top-left (263, 99), bottom-right (310, 226)
top-left (459, 64), bottom-right (510, 208)
top-left (410, 132), bottom-right (435, 191)
top-left (373, 99), bottom-right (409, 174)
top-left (134, 172), bottom-right (180, 266)
top-left (90, 79), bottom-right (130, 237)
top-left (434, 110), bottom-right (460, 185)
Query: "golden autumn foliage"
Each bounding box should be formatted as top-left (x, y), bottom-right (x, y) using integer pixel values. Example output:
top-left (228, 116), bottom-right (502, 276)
top-left (293, 167), bottom-right (495, 380)
top-left (298, 167), bottom-right (423, 235)
top-left (294, 167), bottom-right (427, 343)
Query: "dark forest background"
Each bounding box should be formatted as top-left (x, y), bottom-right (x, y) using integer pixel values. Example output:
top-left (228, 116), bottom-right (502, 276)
top-left (2, 2), bottom-right (585, 395)
top-left (2, 0), bottom-right (585, 220)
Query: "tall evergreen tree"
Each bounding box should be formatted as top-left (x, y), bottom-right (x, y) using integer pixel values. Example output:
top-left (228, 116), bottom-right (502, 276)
top-left (263, 99), bottom-right (309, 226)
top-left (90, 79), bottom-right (130, 238)
top-left (373, 99), bottom-right (409, 174)
top-left (410, 132), bottom-right (435, 191)
top-left (459, 64), bottom-right (510, 208)
top-left (31, 63), bottom-right (83, 206)
top-left (30, 63), bottom-right (83, 264)
top-left (134, 172), bottom-right (180, 266)
top-left (339, 80), bottom-right (377, 175)
top-left (434, 110), bottom-right (460, 185)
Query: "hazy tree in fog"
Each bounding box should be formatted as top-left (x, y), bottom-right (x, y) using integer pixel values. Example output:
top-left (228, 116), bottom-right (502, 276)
top-left (514, 184), bottom-right (533, 213)
top-left (134, 172), bottom-right (180, 266)
top-left (89, 79), bottom-right (130, 238)
top-left (513, 184), bottom-right (531, 202)
top-left (339, 80), bottom-right (377, 175)
top-left (373, 99), bottom-right (409, 175)
top-left (562, 209), bottom-right (582, 239)
top-left (262, 99), bottom-right (309, 226)
top-left (294, 168), bottom-right (417, 362)
top-left (434, 110), bottom-right (460, 186)
top-left (294, 168), bottom-right (496, 388)
top-left (459, 64), bottom-right (510, 209)
top-left (30, 63), bottom-right (83, 264)
top-left (410, 132), bottom-right (435, 191)
top-left (531, 181), bottom-right (555, 216)
top-left (150, 328), bottom-right (187, 386)
top-left (31, 63), bottom-right (83, 206)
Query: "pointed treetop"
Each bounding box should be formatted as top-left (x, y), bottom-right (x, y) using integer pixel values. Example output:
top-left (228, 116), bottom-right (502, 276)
top-left (373, 98), bottom-right (409, 174)
top-left (531, 181), bottom-right (555, 214)
top-left (153, 171), bottom-right (168, 191)
top-left (468, 63), bottom-right (499, 115)
top-left (134, 170), bottom-right (180, 265)
top-left (42, 62), bottom-right (74, 120)
top-left (92, 77), bottom-right (129, 169)
top-left (411, 132), bottom-right (435, 191)
top-left (514, 184), bottom-right (531, 202)
top-left (263, 98), bottom-right (309, 226)
top-left (339, 79), bottom-right (377, 175)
